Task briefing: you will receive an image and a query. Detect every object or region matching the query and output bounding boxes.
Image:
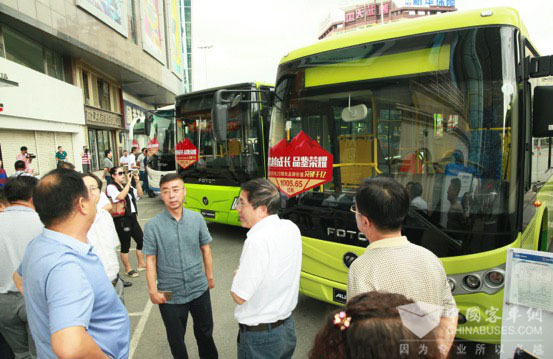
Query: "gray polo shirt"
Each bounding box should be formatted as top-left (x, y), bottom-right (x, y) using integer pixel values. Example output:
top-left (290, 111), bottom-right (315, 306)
top-left (103, 157), bottom-right (113, 170)
top-left (143, 208), bottom-right (212, 304)
top-left (0, 206), bottom-right (43, 293)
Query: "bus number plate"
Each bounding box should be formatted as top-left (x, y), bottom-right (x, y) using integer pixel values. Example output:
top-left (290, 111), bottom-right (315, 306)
top-left (201, 210), bottom-right (216, 219)
top-left (333, 288), bottom-right (347, 304)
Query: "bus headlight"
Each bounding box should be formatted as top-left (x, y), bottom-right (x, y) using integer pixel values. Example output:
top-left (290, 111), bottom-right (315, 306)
top-left (485, 270), bottom-right (504, 288)
top-left (447, 278), bottom-right (456, 292)
top-left (231, 197), bottom-right (239, 210)
top-left (463, 275), bottom-right (481, 290)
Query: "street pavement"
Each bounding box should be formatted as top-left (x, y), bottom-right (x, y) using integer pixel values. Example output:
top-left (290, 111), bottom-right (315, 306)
top-left (123, 195), bottom-right (336, 359)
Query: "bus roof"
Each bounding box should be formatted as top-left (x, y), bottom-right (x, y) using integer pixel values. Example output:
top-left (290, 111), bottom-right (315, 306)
top-left (280, 7), bottom-right (530, 65)
top-left (176, 82), bottom-right (273, 100)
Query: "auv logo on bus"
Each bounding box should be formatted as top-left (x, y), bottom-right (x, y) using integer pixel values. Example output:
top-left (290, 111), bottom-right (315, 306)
top-left (268, 131), bottom-right (333, 197)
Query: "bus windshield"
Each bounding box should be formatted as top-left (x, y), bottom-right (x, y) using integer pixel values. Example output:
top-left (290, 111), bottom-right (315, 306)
top-left (146, 110), bottom-right (176, 172)
top-left (176, 90), bottom-right (264, 185)
top-left (270, 26), bottom-right (520, 256)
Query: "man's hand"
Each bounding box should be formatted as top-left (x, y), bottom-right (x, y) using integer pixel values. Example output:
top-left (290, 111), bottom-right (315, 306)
top-left (207, 277), bottom-right (215, 289)
top-left (149, 291), bottom-right (167, 304)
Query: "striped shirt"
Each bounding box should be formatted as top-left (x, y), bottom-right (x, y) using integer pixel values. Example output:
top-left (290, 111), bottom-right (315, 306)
top-left (347, 236), bottom-right (457, 317)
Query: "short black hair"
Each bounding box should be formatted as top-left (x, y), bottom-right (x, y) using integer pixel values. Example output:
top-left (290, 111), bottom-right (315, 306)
top-left (241, 178), bottom-right (281, 215)
top-left (20, 146), bottom-right (27, 151)
top-left (57, 146), bottom-right (62, 150)
top-left (4, 175), bottom-right (39, 203)
top-left (105, 149), bottom-right (111, 157)
top-left (409, 182), bottom-right (423, 198)
top-left (14, 160), bottom-right (26, 171)
top-left (159, 173), bottom-right (184, 188)
top-left (355, 177), bottom-right (409, 232)
top-left (141, 147), bottom-right (147, 153)
top-left (82, 172), bottom-right (102, 188)
top-left (131, 147), bottom-right (137, 153)
top-left (33, 169), bottom-right (89, 227)
top-left (110, 166), bottom-right (123, 176)
top-left (449, 178), bottom-right (461, 196)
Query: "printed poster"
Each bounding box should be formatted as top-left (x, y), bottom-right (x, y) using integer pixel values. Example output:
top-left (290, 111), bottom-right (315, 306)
top-left (76, 0), bottom-right (128, 37)
top-left (268, 131), bottom-right (333, 197)
top-left (175, 138), bottom-right (198, 170)
top-left (141, 0), bottom-right (166, 64)
top-left (168, 0), bottom-right (183, 79)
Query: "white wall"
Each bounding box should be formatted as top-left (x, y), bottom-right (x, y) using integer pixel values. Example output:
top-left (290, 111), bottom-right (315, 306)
top-left (0, 57), bottom-right (85, 126)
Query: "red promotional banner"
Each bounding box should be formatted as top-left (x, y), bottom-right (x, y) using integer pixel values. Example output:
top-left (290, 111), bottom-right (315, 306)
top-left (175, 138), bottom-right (199, 170)
top-left (268, 131), bottom-right (333, 197)
top-left (147, 137), bottom-right (160, 157)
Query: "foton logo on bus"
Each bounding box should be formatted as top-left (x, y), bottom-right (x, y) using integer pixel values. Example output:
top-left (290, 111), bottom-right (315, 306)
top-left (268, 131), bottom-right (333, 197)
top-left (176, 138), bottom-right (198, 170)
top-left (147, 138), bottom-right (160, 156)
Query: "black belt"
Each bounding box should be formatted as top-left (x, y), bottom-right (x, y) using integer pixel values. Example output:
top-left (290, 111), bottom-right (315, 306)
top-left (239, 318), bottom-right (287, 332)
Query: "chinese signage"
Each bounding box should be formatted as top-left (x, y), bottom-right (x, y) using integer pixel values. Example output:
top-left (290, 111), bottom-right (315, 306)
top-left (268, 131), bottom-right (333, 197)
top-left (84, 106), bottom-right (122, 129)
top-left (147, 137), bottom-right (160, 156)
top-left (345, 2), bottom-right (391, 23)
top-left (175, 138), bottom-right (198, 170)
top-left (399, 0), bottom-right (455, 7)
top-left (124, 101), bottom-right (148, 127)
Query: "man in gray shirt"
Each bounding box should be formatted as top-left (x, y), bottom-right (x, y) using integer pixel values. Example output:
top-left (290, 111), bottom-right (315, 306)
top-left (0, 176), bottom-right (42, 358)
top-left (143, 173), bottom-right (218, 359)
top-left (103, 150), bottom-right (114, 185)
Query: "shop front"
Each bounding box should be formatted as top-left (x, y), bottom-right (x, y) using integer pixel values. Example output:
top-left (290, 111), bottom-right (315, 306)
top-left (84, 105), bottom-right (122, 171)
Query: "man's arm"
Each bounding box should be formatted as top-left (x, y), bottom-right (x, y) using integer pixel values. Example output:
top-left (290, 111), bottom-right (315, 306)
top-left (200, 244), bottom-right (214, 289)
top-left (230, 291), bottom-right (245, 305)
top-left (51, 326), bottom-right (109, 359)
top-left (146, 255), bottom-right (166, 304)
top-left (13, 272), bottom-right (23, 296)
top-left (436, 315), bottom-right (457, 357)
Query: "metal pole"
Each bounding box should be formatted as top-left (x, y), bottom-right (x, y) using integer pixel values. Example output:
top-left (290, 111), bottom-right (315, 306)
top-left (380, 0), bottom-right (384, 24)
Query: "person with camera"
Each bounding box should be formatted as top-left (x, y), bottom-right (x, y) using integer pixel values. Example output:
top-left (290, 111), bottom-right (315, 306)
top-left (107, 167), bottom-right (146, 278)
top-left (16, 147), bottom-right (34, 175)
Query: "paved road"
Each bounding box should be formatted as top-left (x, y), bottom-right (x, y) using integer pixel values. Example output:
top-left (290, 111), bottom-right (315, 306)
top-left (124, 196), bottom-right (336, 359)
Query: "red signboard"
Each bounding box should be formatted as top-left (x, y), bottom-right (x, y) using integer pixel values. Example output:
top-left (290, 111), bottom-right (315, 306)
top-left (175, 138), bottom-right (199, 170)
top-left (268, 131), bottom-right (333, 197)
top-left (147, 137), bottom-right (160, 157)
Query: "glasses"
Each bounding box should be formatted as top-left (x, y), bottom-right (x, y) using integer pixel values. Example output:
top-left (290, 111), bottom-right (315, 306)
top-left (116, 172), bottom-right (125, 176)
top-left (350, 204), bottom-right (362, 216)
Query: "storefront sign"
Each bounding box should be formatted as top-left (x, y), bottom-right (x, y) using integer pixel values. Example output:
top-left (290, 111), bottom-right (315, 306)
top-left (124, 101), bottom-right (148, 127)
top-left (175, 138), bottom-right (198, 169)
top-left (147, 137), bottom-right (160, 156)
top-left (85, 106), bottom-right (122, 129)
top-left (268, 131), bottom-right (333, 197)
top-left (345, 2), bottom-right (390, 22)
top-left (399, 0), bottom-right (455, 7)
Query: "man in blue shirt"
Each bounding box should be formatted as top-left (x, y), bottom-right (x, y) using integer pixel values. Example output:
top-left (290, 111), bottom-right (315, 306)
top-left (143, 173), bottom-right (218, 359)
top-left (15, 168), bottom-right (130, 359)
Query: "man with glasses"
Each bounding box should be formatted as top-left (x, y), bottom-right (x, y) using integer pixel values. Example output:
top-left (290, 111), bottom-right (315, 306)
top-left (347, 177), bottom-right (457, 357)
top-left (231, 178), bottom-right (302, 359)
top-left (143, 173), bottom-right (218, 359)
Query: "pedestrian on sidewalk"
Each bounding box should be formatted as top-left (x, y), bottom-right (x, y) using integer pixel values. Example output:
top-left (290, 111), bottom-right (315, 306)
top-left (138, 148), bottom-right (156, 198)
top-left (347, 177), bottom-right (458, 357)
top-left (55, 146), bottom-right (67, 168)
top-left (143, 173), bottom-right (218, 359)
top-left (81, 148), bottom-right (92, 173)
top-left (15, 168), bottom-right (130, 359)
top-left (16, 147), bottom-right (33, 175)
top-left (0, 160), bottom-right (7, 189)
top-left (107, 166), bottom-right (146, 278)
top-left (0, 175), bottom-right (41, 359)
top-left (231, 178), bottom-right (302, 359)
top-left (103, 150), bottom-right (114, 185)
top-left (119, 150), bottom-right (130, 171)
top-left (83, 172), bottom-right (132, 300)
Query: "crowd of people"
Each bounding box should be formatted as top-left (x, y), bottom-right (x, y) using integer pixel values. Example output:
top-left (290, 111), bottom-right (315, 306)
top-left (0, 146), bottom-right (461, 359)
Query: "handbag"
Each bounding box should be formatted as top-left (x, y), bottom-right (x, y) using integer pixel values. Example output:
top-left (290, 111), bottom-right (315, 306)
top-left (106, 185), bottom-right (126, 218)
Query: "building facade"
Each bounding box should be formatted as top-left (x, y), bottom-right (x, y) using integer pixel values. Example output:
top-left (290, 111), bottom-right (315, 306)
top-left (0, 0), bottom-right (186, 173)
top-left (319, 0), bottom-right (457, 39)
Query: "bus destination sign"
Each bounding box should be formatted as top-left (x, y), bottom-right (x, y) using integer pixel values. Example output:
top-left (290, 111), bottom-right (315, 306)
top-left (268, 131), bottom-right (333, 197)
top-left (176, 138), bottom-right (199, 170)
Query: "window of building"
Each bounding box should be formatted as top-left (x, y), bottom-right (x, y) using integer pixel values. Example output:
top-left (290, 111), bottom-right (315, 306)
top-left (417, 10), bottom-right (426, 15)
top-left (97, 79), bottom-right (111, 111)
top-left (82, 70), bottom-right (90, 102)
top-left (128, 0), bottom-right (138, 44)
top-left (409, 10), bottom-right (416, 15)
top-left (44, 48), bottom-right (64, 81)
top-left (3, 27), bottom-right (44, 73)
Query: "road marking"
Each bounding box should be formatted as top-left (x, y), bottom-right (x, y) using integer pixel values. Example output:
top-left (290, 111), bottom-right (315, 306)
top-left (129, 299), bottom-right (153, 359)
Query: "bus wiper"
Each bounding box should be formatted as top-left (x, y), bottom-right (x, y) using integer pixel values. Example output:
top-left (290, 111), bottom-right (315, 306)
top-left (406, 208), bottom-right (463, 250)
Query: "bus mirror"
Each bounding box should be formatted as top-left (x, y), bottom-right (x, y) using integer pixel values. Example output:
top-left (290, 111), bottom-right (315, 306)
top-left (145, 113), bottom-right (153, 136)
top-left (212, 90), bottom-right (229, 142)
top-left (342, 104), bottom-right (368, 122)
top-left (230, 94), bottom-right (241, 108)
top-left (533, 86), bottom-right (553, 137)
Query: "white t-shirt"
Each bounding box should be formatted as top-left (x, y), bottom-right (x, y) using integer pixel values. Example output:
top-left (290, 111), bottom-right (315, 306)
top-left (128, 153), bottom-right (137, 171)
top-left (87, 209), bottom-right (120, 281)
top-left (231, 215), bottom-right (302, 326)
top-left (106, 184), bottom-right (139, 213)
top-left (120, 155), bottom-right (130, 169)
top-left (97, 192), bottom-right (111, 211)
top-left (411, 196), bottom-right (428, 211)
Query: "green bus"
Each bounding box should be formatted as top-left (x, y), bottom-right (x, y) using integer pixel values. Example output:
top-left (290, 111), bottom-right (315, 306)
top-left (175, 82), bottom-right (272, 225)
top-left (262, 7), bottom-right (553, 343)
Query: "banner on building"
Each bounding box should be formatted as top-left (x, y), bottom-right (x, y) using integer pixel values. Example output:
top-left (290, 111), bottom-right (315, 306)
top-left (268, 131), bottom-right (333, 197)
top-left (141, 0), bottom-right (166, 64)
top-left (168, 0), bottom-right (183, 79)
top-left (175, 138), bottom-right (198, 169)
top-left (76, 0), bottom-right (128, 37)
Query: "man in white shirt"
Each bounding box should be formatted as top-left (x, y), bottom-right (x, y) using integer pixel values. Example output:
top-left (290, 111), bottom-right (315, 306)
top-left (129, 147), bottom-right (139, 172)
top-left (231, 178), bottom-right (302, 359)
top-left (120, 150), bottom-right (130, 170)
